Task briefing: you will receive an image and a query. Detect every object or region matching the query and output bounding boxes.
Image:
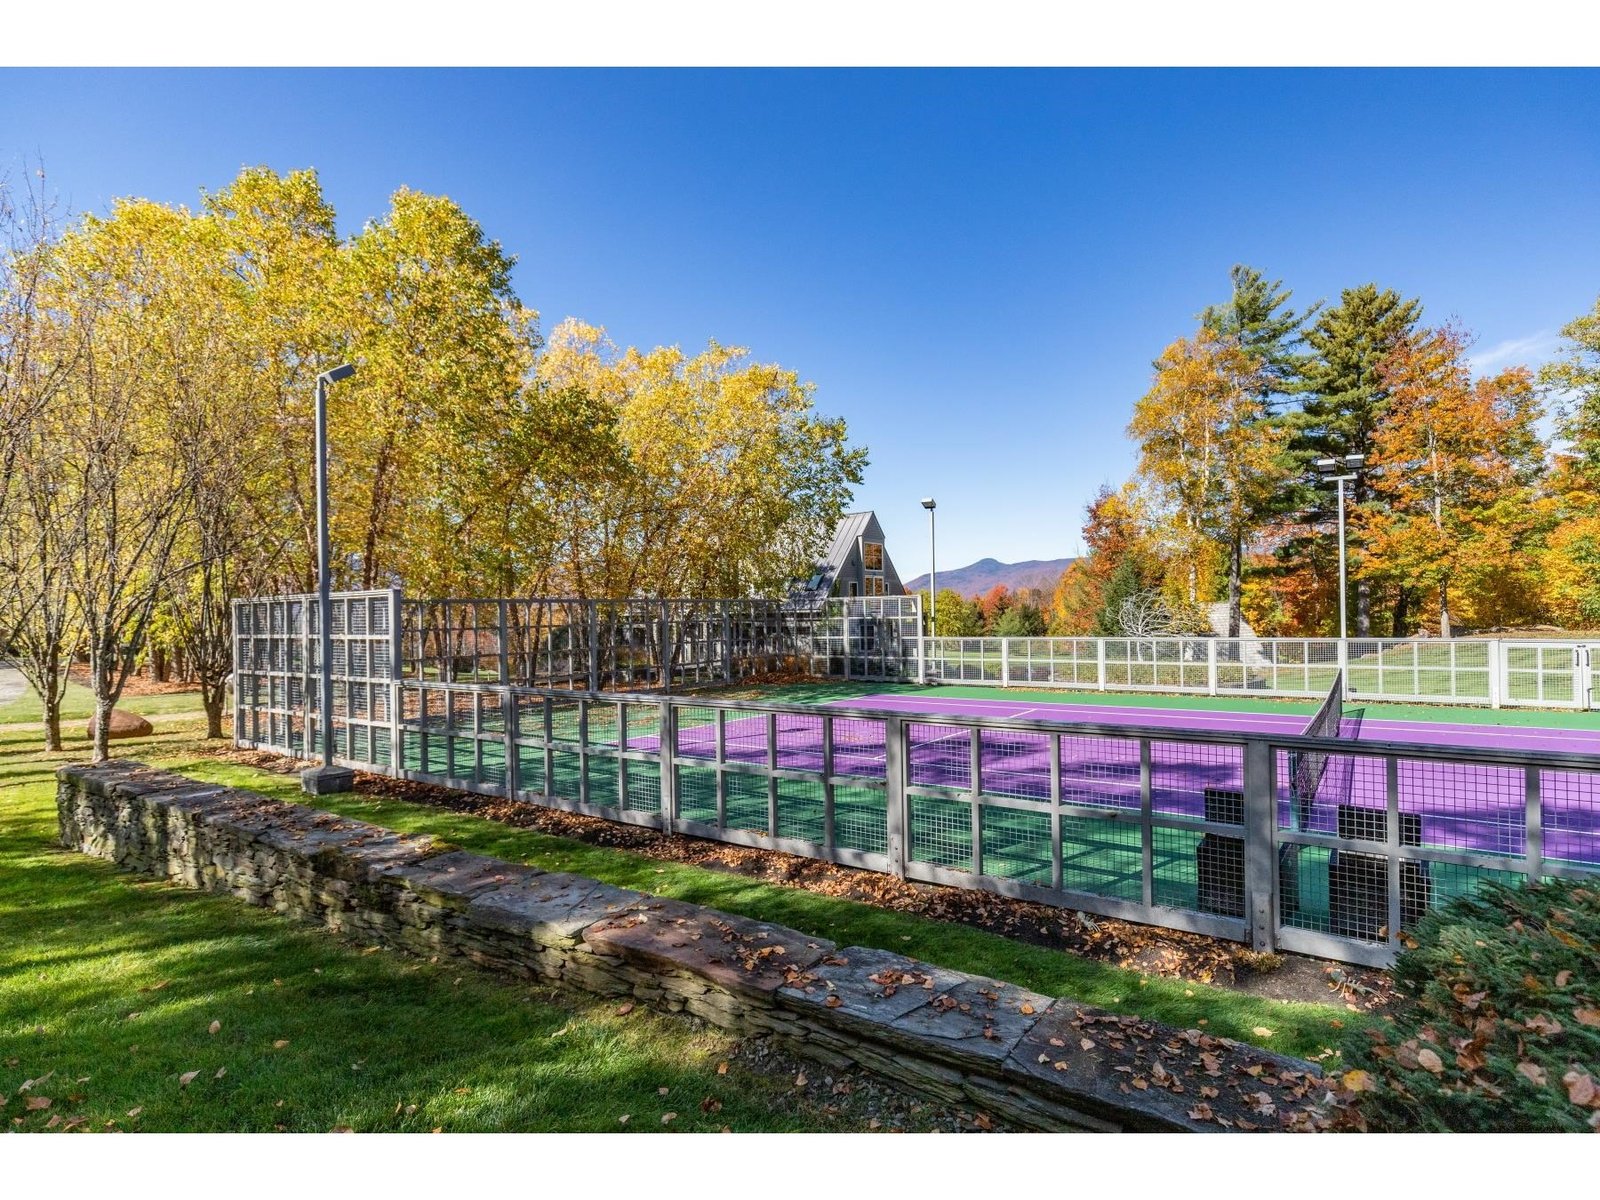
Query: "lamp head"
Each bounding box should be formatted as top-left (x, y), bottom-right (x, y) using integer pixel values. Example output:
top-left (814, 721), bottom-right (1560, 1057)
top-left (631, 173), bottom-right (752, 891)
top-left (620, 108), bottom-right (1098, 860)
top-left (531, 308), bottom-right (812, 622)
top-left (920, 497), bottom-right (936, 510)
top-left (321, 363), bottom-right (356, 385)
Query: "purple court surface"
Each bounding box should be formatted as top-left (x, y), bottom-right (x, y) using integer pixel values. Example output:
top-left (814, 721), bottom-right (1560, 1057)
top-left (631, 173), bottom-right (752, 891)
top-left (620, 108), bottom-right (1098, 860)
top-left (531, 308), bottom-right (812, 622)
top-left (649, 692), bottom-right (1600, 868)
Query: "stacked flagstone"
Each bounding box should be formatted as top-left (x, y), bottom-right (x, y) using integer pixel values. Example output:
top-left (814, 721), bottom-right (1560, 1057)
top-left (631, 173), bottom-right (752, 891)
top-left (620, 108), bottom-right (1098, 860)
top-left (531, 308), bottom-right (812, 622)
top-left (58, 761), bottom-right (1325, 1132)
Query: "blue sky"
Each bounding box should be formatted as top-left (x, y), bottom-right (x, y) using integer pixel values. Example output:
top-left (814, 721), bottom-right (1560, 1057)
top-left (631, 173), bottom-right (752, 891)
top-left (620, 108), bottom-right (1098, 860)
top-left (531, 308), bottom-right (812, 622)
top-left (3, 68), bottom-right (1598, 577)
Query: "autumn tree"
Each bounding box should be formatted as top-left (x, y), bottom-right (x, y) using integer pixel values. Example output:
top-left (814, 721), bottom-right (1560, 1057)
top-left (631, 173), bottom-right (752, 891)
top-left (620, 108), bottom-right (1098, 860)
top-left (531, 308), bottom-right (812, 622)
top-left (1359, 324), bottom-right (1546, 637)
top-left (1051, 484), bottom-right (1154, 635)
top-left (925, 587), bottom-right (982, 638)
top-left (1293, 283), bottom-right (1423, 634)
top-left (0, 168), bottom-right (80, 652)
top-left (1540, 292), bottom-right (1600, 484)
top-left (975, 585), bottom-right (1012, 633)
top-left (529, 319), bottom-right (865, 597)
top-left (1533, 293), bottom-right (1600, 626)
top-left (1128, 328), bottom-right (1286, 631)
top-left (200, 168), bottom-right (344, 594)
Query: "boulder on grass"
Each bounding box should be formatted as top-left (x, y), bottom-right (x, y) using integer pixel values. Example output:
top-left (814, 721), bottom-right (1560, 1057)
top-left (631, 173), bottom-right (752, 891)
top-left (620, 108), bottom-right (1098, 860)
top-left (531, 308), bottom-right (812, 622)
top-left (89, 709), bottom-right (154, 740)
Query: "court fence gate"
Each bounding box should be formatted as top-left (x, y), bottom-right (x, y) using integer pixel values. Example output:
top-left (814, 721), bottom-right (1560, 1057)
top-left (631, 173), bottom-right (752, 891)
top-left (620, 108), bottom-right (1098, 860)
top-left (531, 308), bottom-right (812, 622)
top-left (233, 589), bottom-right (1600, 969)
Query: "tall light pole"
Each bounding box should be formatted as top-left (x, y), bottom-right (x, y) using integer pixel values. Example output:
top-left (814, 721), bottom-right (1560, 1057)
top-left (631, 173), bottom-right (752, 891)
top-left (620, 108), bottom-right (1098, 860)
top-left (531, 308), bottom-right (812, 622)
top-left (1314, 454), bottom-right (1364, 641)
top-left (303, 363), bottom-right (357, 796)
top-left (920, 498), bottom-right (937, 637)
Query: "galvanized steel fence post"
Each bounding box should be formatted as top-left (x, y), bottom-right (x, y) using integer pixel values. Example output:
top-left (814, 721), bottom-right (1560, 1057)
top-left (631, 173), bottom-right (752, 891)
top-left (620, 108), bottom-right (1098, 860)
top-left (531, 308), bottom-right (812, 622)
top-left (885, 713), bottom-right (907, 876)
top-left (1242, 738), bottom-right (1277, 952)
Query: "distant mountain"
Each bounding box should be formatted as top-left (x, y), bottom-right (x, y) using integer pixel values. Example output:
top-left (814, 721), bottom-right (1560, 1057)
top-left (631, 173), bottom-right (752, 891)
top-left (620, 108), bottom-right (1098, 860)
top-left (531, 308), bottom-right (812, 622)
top-left (904, 557), bottom-right (1076, 600)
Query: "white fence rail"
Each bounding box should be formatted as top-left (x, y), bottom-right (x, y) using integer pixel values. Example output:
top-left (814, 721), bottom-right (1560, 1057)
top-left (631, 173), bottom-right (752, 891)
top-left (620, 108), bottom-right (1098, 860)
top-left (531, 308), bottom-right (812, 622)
top-left (922, 636), bottom-right (1596, 710)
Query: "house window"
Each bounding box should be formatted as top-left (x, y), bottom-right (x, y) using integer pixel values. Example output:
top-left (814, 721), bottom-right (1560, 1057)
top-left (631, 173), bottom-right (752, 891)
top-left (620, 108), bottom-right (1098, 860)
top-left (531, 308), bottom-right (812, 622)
top-left (862, 541), bottom-right (884, 571)
top-left (865, 576), bottom-right (886, 597)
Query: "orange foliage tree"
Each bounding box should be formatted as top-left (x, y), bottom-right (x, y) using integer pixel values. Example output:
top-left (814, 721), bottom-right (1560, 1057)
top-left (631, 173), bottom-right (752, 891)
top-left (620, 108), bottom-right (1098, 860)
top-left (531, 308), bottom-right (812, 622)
top-left (1357, 325), bottom-right (1546, 637)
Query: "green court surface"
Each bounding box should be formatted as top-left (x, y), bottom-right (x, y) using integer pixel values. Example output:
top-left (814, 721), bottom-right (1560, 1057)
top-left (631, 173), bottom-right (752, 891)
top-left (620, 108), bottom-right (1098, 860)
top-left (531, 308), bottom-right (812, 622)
top-left (702, 679), bottom-right (1600, 730)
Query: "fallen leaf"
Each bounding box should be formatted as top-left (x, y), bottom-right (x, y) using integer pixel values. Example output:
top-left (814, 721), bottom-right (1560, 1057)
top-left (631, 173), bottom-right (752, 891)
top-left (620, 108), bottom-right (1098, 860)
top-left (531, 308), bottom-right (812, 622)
top-left (1563, 1071), bottom-right (1597, 1107)
top-left (1574, 1008), bottom-right (1600, 1029)
top-left (1417, 1049), bottom-right (1444, 1075)
top-left (179, 1071), bottom-right (199, 1088)
top-left (25, 1096), bottom-right (51, 1111)
top-left (661, 1111), bottom-right (677, 1124)
top-left (272, 1040), bottom-right (290, 1049)
top-left (214, 1067), bottom-right (227, 1080)
top-left (716, 1062), bottom-right (728, 1076)
top-left (126, 1107), bottom-right (143, 1118)
top-left (208, 1021), bottom-right (221, 1035)
top-left (614, 1002), bottom-right (635, 1017)
top-left (1252, 1027), bottom-right (1275, 1039)
top-left (1079, 1037), bottom-right (1095, 1052)
top-left (825, 996), bottom-right (843, 1008)
top-left (1516, 1061), bottom-right (1548, 1086)
top-left (618, 1114), bottom-right (630, 1124)
top-left (1342, 1069), bottom-right (1377, 1093)
top-left (1019, 1003), bottom-right (1035, 1016)
top-left (794, 1072), bottom-right (807, 1088)
top-left (658, 1086), bottom-right (670, 1096)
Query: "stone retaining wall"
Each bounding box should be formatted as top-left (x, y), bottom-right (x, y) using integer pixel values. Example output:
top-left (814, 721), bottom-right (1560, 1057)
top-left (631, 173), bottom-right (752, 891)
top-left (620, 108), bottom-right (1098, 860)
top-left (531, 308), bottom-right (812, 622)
top-left (57, 761), bottom-right (1326, 1132)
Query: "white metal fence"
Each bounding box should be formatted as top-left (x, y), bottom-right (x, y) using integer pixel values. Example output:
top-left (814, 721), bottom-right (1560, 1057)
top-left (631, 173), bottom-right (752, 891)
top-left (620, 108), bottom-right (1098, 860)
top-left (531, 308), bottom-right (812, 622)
top-left (922, 636), bottom-right (1596, 710)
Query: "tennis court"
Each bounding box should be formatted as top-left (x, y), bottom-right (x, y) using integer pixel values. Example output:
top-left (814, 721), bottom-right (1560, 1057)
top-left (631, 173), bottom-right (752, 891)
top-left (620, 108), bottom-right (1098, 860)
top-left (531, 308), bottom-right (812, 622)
top-left (640, 685), bottom-right (1600, 865)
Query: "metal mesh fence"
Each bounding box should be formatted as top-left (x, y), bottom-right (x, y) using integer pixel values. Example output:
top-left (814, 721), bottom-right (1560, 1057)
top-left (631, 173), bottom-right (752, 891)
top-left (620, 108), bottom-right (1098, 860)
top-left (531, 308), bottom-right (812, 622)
top-left (235, 588), bottom-right (1600, 967)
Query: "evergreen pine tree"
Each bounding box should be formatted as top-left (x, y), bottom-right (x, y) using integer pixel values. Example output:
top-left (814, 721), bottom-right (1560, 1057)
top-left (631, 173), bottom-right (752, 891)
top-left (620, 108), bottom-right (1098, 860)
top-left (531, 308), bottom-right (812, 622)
top-left (1198, 265), bottom-right (1316, 635)
top-left (1091, 555), bottom-right (1146, 636)
top-left (1290, 283), bottom-right (1423, 635)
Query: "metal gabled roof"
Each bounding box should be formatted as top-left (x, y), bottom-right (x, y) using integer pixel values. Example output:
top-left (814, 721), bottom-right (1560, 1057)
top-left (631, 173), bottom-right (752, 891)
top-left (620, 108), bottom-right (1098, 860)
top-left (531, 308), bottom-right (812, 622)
top-left (794, 510), bottom-right (875, 602)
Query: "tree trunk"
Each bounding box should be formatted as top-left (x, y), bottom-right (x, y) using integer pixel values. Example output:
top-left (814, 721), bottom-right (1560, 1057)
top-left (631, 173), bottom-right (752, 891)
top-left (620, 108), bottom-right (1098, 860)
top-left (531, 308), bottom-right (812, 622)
top-left (42, 685), bottom-right (62, 752)
top-left (1438, 582), bottom-right (1452, 639)
top-left (91, 694), bottom-right (113, 763)
top-left (151, 645), bottom-right (168, 682)
top-left (203, 679), bottom-right (227, 739)
top-left (1228, 533), bottom-right (1243, 638)
top-left (1391, 588), bottom-right (1411, 639)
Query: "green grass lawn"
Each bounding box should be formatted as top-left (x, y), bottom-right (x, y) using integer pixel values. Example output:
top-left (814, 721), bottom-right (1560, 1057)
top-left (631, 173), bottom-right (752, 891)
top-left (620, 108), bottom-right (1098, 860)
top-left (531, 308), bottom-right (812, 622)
top-left (139, 741), bottom-right (1360, 1062)
top-left (0, 721), bottom-right (932, 1133)
top-left (0, 676), bottom-right (207, 728)
top-left (3, 714), bottom-right (1366, 1136)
